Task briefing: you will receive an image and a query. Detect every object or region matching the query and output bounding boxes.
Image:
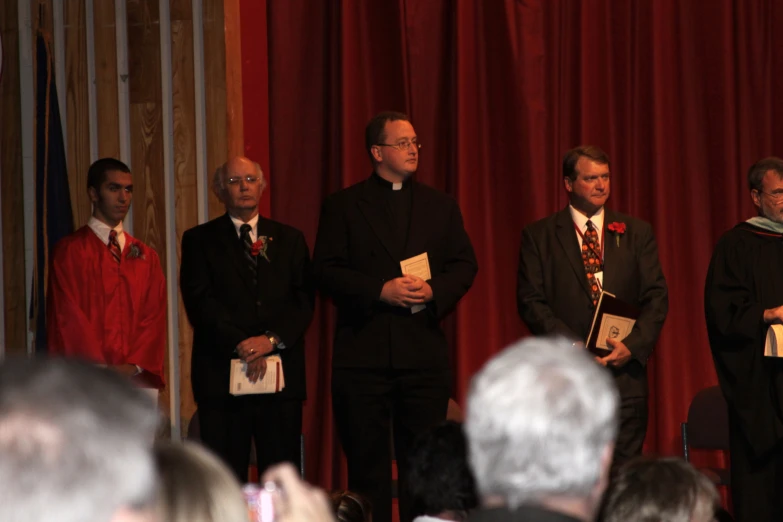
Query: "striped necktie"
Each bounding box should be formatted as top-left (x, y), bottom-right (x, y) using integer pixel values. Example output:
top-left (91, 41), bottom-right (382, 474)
top-left (108, 230), bottom-right (122, 264)
top-left (240, 224), bottom-right (258, 288)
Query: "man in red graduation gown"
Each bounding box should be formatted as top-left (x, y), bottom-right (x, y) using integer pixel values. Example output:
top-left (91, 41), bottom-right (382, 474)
top-left (47, 158), bottom-right (166, 389)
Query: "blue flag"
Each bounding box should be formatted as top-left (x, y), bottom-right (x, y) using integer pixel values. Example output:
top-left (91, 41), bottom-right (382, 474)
top-left (31, 31), bottom-right (75, 353)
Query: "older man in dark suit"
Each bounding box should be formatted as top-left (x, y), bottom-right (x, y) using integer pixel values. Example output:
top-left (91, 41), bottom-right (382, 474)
top-left (180, 156), bottom-right (313, 481)
top-left (313, 111), bottom-right (478, 522)
top-left (517, 145), bottom-right (668, 470)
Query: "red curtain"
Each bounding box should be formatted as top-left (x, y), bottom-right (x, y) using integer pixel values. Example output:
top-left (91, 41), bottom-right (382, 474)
top-left (241, 0), bottom-right (783, 495)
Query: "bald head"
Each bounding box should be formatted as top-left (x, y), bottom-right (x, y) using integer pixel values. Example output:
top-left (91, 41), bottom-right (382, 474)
top-left (212, 156), bottom-right (266, 222)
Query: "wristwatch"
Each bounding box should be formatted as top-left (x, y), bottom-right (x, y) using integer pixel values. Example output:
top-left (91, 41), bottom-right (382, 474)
top-left (265, 331), bottom-right (284, 350)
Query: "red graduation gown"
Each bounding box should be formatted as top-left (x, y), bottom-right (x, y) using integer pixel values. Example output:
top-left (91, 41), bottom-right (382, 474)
top-left (47, 226), bottom-right (166, 388)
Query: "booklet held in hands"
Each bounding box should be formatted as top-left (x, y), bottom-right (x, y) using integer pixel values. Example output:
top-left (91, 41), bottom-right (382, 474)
top-left (400, 252), bottom-right (431, 314)
top-left (586, 291), bottom-right (640, 356)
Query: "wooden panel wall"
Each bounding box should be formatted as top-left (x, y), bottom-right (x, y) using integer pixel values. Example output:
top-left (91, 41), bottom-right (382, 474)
top-left (3, 0), bottom-right (246, 433)
top-left (0, 0), bottom-right (27, 356)
top-left (171, 0), bottom-right (198, 427)
top-left (94, 0), bottom-right (121, 159)
top-left (64, 0), bottom-right (91, 225)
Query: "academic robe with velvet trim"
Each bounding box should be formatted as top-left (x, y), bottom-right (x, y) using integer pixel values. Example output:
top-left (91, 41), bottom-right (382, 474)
top-left (705, 221), bottom-right (783, 522)
top-left (705, 222), bottom-right (783, 458)
top-left (47, 226), bottom-right (166, 388)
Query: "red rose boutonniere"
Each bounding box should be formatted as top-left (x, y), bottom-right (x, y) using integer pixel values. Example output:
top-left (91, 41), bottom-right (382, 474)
top-left (126, 242), bottom-right (145, 260)
top-left (607, 222), bottom-right (626, 247)
top-left (250, 236), bottom-right (273, 262)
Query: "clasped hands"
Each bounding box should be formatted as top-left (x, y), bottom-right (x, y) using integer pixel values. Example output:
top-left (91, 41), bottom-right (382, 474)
top-left (380, 274), bottom-right (433, 308)
top-left (594, 337), bottom-right (632, 368)
top-left (236, 336), bottom-right (273, 383)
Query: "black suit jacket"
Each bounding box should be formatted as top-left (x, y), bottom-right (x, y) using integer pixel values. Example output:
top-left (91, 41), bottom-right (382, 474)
top-left (312, 176), bottom-right (478, 370)
top-left (180, 214), bottom-right (314, 402)
top-left (517, 208), bottom-right (668, 397)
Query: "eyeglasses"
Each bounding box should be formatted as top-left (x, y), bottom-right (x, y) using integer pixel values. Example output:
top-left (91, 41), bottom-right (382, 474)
top-left (376, 140), bottom-right (422, 152)
top-left (226, 176), bottom-right (261, 185)
top-left (756, 190), bottom-right (783, 201)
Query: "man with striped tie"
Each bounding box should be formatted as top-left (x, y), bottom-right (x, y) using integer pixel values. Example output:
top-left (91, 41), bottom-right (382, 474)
top-left (47, 157), bottom-right (167, 391)
top-left (180, 156), bottom-right (314, 481)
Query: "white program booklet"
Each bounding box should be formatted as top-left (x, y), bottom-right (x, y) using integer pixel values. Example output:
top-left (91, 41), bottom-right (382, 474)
top-left (400, 252), bottom-right (431, 314)
top-left (594, 313), bottom-right (636, 351)
top-left (229, 355), bottom-right (285, 395)
top-left (765, 325), bottom-right (783, 357)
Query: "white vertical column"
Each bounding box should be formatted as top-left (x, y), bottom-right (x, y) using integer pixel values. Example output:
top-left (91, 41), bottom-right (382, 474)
top-left (115, 0), bottom-right (133, 234)
top-left (159, 0), bottom-right (181, 440)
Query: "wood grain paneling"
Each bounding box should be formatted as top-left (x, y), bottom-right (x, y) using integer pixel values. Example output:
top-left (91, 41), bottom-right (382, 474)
top-left (1, 0), bottom-right (27, 355)
top-left (93, 0), bottom-right (120, 159)
top-left (223, 0), bottom-right (243, 159)
top-left (64, 0), bottom-right (92, 226)
top-left (170, 7), bottom-right (198, 427)
top-left (127, 0), bottom-right (169, 419)
top-left (203, 0), bottom-right (228, 220)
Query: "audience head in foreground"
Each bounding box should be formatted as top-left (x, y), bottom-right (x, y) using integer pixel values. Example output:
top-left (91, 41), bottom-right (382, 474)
top-left (465, 336), bottom-right (619, 522)
top-left (0, 357), bottom-right (159, 522)
top-left (330, 490), bottom-right (373, 522)
top-left (600, 457), bottom-right (719, 522)
top-left (154, 441), bottom-right (248, 522)
top-left (407, 421), bottom-right (478, 522)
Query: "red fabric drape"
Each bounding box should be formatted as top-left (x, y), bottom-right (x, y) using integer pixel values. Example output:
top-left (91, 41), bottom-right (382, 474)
top-left (241, 0), bottom-right (783, 501)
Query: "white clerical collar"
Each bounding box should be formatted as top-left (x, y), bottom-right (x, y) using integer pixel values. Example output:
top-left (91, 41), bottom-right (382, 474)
top-left (88, 216), bottom-right (125, 249)
top-left (229, 213), bottom-right (259, 240)
top-left (747, 216), bottom-right (783, 234)
top-left (569, 205), bottom-right (605, 232)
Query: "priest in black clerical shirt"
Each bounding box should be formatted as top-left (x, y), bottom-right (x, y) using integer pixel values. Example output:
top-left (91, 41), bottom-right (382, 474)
top-left (312, 111), bottom-right (478, 522)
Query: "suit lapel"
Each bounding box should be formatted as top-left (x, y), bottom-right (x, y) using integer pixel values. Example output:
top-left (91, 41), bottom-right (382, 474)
top-left (255, 217), bottom-right (278, 272)
top-left (602, 210), bottom-right (621, 292)
top-left (215, 214), bottom-right (257, 295)
top-left (403, 182), bottom-right (433, 259)
top-left (358, 179), bottom-right (401, 262)
top-left (555, 208), bottom-right (593, 299)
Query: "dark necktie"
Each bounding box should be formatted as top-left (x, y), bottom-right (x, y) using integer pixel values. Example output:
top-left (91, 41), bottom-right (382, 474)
top-left (108, 230), bottom-right (122, 264)
top-left (240, 224), bottom-right (258, 288)
top-left (581, 220), bottom-right (602, 306)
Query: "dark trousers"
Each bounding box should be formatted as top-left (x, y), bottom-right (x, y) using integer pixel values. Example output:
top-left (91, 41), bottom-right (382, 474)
top-left (729, 417), bottom-right (783, 522)
top-left (198, 395), bottom-right (302, 482)
top-left (332, 367), bottom-right (450, 522)
top-left (611, 396), bottom-right (648, 474)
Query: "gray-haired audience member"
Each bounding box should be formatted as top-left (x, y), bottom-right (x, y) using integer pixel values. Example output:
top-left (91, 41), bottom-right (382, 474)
top-left (465, 337), bottom-right (619, 522)
top-left (600, 457), bottom-right (719, 522)
top-left (0, 357), bottom-right (159, 522)
top-left (408, 421), bottom-right (478, 522)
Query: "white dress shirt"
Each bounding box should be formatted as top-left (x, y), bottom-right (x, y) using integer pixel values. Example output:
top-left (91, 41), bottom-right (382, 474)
top-left (88, 216), bottom-right (126, 251)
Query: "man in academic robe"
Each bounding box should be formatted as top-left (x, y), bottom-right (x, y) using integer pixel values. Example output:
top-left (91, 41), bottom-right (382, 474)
top-left (517, 145), bottom-right (668, 471)
top-left (312, 111), bottom-right (478, 522)
top-left (47, 157), bottom-right (166, 389)
top-left (704, 156), bottom-right (783, 522)
top-left (180, 156), bottom-right (313, 481)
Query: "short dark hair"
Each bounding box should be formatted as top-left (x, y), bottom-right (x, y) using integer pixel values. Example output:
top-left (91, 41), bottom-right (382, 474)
top-left (563, 146), bottom-right (610, 181)
top-left (329, 490), bottom-right (372, 522)
top-left (407, 421), bottom-right (478, 520)
top-left (747, 156), bottom-right (783, 192)
top-left (87, 157), bottom-right (131, 190)
top-left (600, 457), bottom-right (718, 522)
top-left (364, 111), bottom-right (410, 161)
